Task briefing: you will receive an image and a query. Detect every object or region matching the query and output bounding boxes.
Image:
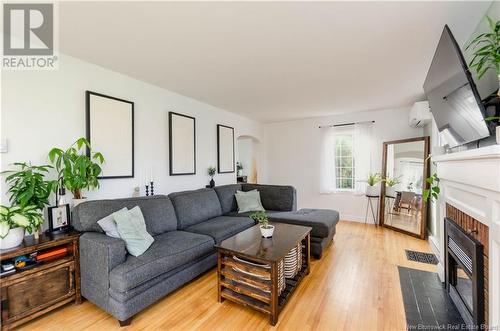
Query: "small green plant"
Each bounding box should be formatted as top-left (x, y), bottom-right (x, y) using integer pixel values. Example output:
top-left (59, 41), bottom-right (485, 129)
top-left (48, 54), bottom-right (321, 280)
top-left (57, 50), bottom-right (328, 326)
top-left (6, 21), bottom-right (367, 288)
top-left (0, 205), bottom-right (44, 238)
top-left (423, 173), bottom-right (440, 202)
top-left (423, 155), bottom-right (440, 202)
top-left (367, 173), bottom-right (382, 186)
top-left (465, 16), bottom-right (500, 80)
top-left (383, 176), bottom-right (400, 187)
top-left (2, 163), bottom-right (57, 210)
top-left (249, 211), bottom-right (270, 228)
top-left (48, 138), bottom-right (105, 199)
top-left (236, 162), bottom-right (243, 172)
top-left (207, 166), bottom-right (216, 178)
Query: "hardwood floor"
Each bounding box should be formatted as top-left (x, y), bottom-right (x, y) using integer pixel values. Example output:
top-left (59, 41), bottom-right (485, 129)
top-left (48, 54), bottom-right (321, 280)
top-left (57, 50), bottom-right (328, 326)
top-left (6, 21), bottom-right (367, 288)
top-left (18, 221), bottom-right (436, 331)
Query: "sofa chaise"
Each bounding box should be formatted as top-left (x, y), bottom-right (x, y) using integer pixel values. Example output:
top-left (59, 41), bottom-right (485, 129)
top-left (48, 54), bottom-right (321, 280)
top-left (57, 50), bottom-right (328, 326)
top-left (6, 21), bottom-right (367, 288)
top-left (73, 184), bottom-right (339, 325)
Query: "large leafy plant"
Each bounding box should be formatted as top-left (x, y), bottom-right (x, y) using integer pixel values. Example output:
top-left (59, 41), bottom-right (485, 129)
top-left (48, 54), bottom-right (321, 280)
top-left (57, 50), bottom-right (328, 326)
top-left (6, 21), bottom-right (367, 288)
top-left (2, 163), bottom-right (57, 210)
top-left (48, 137), bottom-right (105, 199)
top-left (465, 16), bottom-right (500, 80)
top-left (0, 205), bottom-right (44, 238)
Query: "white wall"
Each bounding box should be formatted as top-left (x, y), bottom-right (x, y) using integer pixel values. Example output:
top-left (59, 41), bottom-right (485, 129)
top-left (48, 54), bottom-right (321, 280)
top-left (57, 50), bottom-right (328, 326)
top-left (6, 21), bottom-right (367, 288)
top-left (263, 108), bottom-right (423, 221)
top-left (1, 54), bottom-right (262, 204)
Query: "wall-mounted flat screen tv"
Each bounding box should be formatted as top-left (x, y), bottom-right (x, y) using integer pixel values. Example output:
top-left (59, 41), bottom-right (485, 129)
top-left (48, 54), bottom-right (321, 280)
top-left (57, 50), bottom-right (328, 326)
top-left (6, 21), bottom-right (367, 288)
top-left (423, 25), bottom-right (494, 148)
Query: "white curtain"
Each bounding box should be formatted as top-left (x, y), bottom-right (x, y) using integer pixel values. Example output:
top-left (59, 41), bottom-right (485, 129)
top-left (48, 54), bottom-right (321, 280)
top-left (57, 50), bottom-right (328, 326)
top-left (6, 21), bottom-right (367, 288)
top-left (319, 126), bottom-right (337, 194)
top-left (353, 122), bottom-right (373, 195)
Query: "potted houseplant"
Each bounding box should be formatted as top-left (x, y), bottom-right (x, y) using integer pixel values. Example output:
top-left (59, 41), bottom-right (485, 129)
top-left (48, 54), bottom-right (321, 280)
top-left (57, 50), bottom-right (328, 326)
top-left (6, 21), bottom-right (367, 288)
top-left (366, 173), bottom-right (381, 196)
top-left (383, 177), bottom-right (400, 198)
top-left (0, 205), bottom-right (45, 249)
top-left (236, 162), bottom-right (243, 177)
top-left (48, 138), bottom-right (105, 206)
top-left (465, 16), bottom-right (500, 97)
top-left (207, 166), bottom-right (216, 188)
top-left (2, 162), bottom-right (58, 237)
top-left (250, 211), bottom-right (274, 238)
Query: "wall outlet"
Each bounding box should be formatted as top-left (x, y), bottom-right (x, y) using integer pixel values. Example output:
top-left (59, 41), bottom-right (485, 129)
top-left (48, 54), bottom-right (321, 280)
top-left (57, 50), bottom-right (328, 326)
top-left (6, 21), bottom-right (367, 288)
top-left (0, 139), bottom-right (8, 153)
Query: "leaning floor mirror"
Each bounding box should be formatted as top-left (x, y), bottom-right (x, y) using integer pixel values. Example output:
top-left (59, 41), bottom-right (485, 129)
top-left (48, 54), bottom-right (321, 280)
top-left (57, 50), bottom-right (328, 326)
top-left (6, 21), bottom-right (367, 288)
top-left (379, 137), bottom-right (430, 239)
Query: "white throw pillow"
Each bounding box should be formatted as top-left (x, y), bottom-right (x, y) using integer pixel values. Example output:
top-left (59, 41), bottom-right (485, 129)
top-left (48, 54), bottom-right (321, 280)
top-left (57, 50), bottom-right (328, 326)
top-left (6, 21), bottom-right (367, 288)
top-left (114, 206), bottom-right (154, 257)
top-left (235, 190), bottom-right (265, 213)
top-left (97, 208), bottom-right (127, 238)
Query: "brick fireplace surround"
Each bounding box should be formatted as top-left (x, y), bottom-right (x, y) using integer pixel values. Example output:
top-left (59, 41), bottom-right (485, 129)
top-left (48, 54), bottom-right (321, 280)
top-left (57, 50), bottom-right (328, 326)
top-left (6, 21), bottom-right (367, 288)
top-left (432, 145), bottom-right (500, 330)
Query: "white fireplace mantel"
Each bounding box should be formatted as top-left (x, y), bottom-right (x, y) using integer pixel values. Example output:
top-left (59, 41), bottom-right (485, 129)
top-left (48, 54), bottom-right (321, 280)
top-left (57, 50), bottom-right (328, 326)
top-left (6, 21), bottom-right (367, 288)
top-left (433, 145), bottom-right (500, 329)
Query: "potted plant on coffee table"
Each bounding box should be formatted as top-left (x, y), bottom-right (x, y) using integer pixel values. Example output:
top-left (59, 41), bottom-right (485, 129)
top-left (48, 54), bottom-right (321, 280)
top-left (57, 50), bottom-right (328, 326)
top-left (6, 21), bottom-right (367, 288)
top-left (48, 138), bottom-right (105, 206)
top-left (366, 173), bottom-right (381, 196)
top-left (250, 211), bottom-right (274, 238)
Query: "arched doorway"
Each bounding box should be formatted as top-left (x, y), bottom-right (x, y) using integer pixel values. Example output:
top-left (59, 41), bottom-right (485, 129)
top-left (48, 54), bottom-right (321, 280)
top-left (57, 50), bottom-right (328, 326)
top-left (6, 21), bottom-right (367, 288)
top-left (236, 135), bottom-right (260, 184)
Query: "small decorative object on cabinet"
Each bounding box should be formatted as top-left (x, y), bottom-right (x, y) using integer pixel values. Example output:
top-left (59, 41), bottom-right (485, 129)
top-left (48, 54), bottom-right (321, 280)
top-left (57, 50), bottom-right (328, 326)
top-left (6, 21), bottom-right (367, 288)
top-left (47, 204), bottom-right (71, 234)
top-left (208, 166), bottom-right (216, 188)
top-left (0, 231), bottom-right (81, 330)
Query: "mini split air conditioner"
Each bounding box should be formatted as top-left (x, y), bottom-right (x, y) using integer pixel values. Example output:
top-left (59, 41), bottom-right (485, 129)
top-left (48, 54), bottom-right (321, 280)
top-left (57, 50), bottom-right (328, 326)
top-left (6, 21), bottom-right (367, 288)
top-left (409, 101), bottom-right (432, 128)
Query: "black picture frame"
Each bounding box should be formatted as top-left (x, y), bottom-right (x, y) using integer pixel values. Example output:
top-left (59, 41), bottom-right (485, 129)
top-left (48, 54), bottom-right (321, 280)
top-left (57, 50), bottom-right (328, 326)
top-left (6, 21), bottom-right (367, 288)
top-left (217, 124), bottom-right (235, 174)
top-left (47, 204), bottom-right (71, 234)
top-left (169, 112), bottom-right (196, 176)
top-left (86, 91), bottom-right (135, 179)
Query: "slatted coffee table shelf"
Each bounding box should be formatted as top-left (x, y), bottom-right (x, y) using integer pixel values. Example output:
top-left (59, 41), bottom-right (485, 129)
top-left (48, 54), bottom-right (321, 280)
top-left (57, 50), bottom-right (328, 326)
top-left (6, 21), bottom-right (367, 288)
top-left (216, 223), bottom-right (311, 326)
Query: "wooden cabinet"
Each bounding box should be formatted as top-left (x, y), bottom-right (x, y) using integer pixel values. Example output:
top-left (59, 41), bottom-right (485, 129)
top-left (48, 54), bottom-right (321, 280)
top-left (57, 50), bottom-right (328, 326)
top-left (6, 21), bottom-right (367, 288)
top-left (0, 231), bottom-right (81, 330)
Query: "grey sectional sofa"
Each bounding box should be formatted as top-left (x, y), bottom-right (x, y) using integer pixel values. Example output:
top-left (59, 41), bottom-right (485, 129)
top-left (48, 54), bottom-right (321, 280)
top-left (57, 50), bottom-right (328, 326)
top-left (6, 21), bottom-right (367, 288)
top-left (73, 184), bottom-right (338, 326)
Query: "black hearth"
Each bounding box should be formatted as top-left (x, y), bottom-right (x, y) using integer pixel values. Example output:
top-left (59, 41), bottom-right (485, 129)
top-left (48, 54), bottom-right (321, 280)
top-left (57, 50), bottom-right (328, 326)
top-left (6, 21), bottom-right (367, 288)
top-left (445, 218), bottom-right (484, 328)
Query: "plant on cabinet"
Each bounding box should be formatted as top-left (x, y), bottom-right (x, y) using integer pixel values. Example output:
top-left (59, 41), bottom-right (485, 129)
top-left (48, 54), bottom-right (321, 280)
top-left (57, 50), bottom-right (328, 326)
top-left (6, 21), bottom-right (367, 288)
top-left (0, 205), bottom-right (44, 249)
top-left (48, 137), bottom-right (105, 205)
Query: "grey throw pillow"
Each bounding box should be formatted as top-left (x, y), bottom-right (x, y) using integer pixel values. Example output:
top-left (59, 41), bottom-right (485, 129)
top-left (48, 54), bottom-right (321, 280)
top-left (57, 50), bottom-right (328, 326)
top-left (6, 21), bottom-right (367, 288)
top-left (235, 190), bottom-right (265, 213)
top-left (97, 208), bottom-right (127, 238)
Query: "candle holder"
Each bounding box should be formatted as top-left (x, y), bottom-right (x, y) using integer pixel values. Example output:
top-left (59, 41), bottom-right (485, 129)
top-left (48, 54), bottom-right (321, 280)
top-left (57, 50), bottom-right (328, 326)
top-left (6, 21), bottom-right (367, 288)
top-left (145, 184), bottom-right (150, 196)
top-left (150, 181), bottom-right (154, 196)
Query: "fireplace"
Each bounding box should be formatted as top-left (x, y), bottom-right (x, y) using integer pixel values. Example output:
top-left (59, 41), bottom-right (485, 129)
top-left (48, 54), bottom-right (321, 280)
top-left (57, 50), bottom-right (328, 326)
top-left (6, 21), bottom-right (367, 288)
top-left (445, 218), bottom-right (484, 328)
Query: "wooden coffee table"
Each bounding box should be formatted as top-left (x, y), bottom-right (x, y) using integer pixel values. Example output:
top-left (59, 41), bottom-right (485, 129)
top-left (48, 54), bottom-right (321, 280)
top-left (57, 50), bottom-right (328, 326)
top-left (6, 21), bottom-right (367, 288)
top-left (215, 222), bottom-right (312, 325)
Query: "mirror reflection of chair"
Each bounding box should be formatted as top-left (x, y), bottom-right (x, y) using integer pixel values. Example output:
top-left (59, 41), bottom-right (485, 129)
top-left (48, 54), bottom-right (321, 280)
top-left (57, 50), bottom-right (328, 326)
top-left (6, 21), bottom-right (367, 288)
top-left (397, 191), bottom-right (416, 214)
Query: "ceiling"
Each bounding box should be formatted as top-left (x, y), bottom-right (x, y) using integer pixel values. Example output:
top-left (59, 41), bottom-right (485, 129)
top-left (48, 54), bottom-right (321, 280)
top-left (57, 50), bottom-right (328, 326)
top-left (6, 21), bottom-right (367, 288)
top-left (59, 1), bottom-right (491, 123)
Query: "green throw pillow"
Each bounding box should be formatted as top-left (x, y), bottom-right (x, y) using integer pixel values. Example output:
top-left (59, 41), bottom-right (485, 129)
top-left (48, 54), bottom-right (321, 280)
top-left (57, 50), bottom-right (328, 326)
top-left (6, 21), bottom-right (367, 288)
top-left (235, 190), bottom-right (265, 213)
top-left (114, 206), bottom-right (154, 257)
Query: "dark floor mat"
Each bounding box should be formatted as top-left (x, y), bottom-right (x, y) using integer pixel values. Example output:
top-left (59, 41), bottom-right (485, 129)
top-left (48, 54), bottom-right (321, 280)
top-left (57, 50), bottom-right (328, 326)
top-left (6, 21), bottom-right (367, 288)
top-left (398, 266), bottom-right (465, 330)
top-left (405, 250), bottom-right (439, 265)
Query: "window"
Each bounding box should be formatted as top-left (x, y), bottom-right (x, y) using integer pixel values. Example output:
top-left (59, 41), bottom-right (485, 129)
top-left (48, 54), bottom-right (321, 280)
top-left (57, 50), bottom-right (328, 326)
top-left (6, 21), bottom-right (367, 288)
top-left (334, 135), bottom-right (355, 190)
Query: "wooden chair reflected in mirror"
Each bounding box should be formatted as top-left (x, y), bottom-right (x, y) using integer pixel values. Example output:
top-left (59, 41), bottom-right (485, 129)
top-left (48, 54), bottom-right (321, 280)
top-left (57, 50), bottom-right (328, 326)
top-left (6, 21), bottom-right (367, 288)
top-left (379, 137), bottom-right (430, 239)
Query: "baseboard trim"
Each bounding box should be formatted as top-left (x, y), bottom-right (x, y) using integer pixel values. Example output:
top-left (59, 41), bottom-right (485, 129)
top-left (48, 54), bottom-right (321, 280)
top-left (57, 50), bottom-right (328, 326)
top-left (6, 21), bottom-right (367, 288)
top-left (428, 234), bottom-right (445, 281)
top-left (340, 215), bottom-right (375, 224)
